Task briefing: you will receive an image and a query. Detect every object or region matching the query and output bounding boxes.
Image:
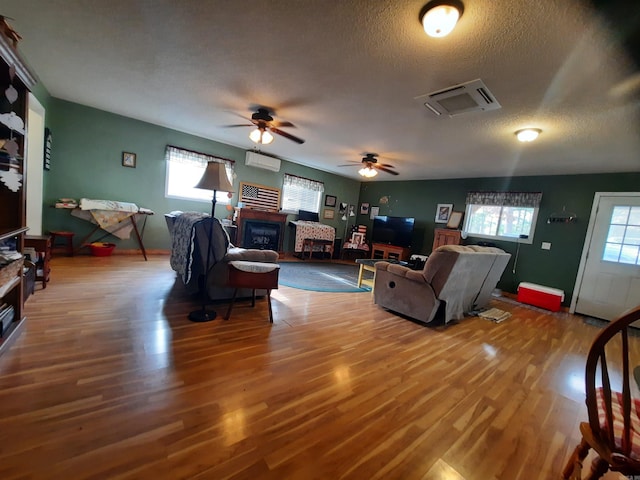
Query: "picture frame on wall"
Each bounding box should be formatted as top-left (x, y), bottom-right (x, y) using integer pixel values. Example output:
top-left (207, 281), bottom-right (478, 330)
top-left (446, 211), bottom-right (463, 229)
top-left (324, 195), bottom-right (337, 207)
top-left (122, 151), bottom-right (136, 168)
top-left (43, 128), bottom-right (52, 171)
top-left (360, 203), bottom-right (369, 215)
top-left (323, 209), bottom-right (335, 219)
top-left (435, 203), bottom-right (453, 223)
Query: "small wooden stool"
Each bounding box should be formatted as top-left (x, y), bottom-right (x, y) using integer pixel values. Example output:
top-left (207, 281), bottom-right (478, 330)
top-left (225, 261), bottom-right (280, 323)
top-left (302, 238), bottom-right (333, 260)
top-left (49, 231), bottom-right (75, 257)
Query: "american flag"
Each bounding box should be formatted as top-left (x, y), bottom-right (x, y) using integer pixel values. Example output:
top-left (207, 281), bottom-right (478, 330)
top-left (240, 183), bottom-right (281, 211)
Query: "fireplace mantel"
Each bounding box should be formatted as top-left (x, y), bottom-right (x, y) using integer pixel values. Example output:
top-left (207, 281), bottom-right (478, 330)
top-left (236, 209), bottom-right (288, 252)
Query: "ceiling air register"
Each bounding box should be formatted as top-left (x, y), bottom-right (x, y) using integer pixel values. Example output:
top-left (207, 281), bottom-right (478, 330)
top-left (415, 78), bottom-right (501, 117)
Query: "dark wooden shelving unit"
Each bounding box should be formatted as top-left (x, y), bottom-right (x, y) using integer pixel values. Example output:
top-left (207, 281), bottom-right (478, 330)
top-left (0, 33), bottom-right (36, 356)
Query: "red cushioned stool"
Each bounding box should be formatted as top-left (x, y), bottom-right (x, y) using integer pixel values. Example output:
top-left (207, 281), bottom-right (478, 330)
top-left (49, 231), bottom-right (75, 257)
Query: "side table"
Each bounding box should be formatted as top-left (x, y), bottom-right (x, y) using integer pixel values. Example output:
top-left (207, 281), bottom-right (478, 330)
top-left (24, 235), bottom-right (51, 289)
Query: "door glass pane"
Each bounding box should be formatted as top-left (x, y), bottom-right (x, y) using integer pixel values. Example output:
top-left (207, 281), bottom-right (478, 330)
top-left (620, 245), bottom-right (639, 264)
top-left (624, 226), bottom-right (640, 246)
top-left (607, 224), bottom-right (626, 243)
top-left (603, 243), bottom-right (621, 262)
top-left (612, 206), bottom-right (630, 224)
top-left (629, 207), bottom-right (640, 226)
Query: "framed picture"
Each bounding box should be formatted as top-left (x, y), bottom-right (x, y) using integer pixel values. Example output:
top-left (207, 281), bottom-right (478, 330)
top-left (351, 232), bottom-right (365, 246)
top-left (446, 211), bottom-right (463, 229)
top-left (122, 151), bottom-right (136, 168)
top-left (44, 128), bottom-right (52, 171)
top-left (324, 195), bottom-right (337, 207)
top-left (323, 209), bottom-right (335, 219)
top-left (360, 203), bottom-right (369, 215)
top-left (348, 204), bottom-right (356, 217)
top-left (435, 203), bottom-right (453, 223)
top-left (370, 206), bottom-right (379, 220)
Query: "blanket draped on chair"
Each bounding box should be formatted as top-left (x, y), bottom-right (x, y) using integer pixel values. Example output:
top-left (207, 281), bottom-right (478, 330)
top-left (169, 212), bottom-right (208, 285)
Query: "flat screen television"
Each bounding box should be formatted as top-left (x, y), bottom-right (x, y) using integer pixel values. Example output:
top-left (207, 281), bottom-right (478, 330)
top-left (372, 216), bottom-right (415, 248)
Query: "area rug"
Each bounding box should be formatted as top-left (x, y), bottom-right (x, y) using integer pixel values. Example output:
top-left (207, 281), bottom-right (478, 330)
top-left (278, 262), bottom-right (371, 293)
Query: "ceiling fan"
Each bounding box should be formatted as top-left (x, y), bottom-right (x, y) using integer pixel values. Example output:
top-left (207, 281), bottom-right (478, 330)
top-left (339, 153), bottom-right (399, 177)
top-left (223, 107), bottom-right (305, 145)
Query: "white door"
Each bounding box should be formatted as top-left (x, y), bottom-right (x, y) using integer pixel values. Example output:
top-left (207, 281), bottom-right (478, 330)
top-left (574, 193), bottom-right (640, 320)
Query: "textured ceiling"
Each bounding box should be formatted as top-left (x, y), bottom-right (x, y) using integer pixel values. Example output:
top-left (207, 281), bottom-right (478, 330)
top-left (3, 0), bottom-right (639, 181)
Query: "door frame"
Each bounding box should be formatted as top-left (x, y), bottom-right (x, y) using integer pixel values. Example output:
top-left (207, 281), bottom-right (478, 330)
top-left (570, 191), bottom-right (640, 313)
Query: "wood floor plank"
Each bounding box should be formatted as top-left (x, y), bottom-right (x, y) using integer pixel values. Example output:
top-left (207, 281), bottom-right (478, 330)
top-left (0, 254), bottom-right (628, 479)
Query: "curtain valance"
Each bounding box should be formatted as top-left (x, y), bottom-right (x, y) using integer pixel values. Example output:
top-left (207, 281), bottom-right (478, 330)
top-left (466, 191), bottom-right (542, 208)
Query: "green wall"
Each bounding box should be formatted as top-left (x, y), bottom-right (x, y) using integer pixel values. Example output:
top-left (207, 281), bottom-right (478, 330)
top-left (358, 174), bottom-right (640, 303)
top-left (43, 99), bottom-right (361, 251)
top-left (38, 96), bottom-right (639, 305)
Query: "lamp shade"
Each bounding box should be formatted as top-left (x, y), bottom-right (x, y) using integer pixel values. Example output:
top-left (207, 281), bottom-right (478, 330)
top-left (194, 161), bottom-right (234, 193)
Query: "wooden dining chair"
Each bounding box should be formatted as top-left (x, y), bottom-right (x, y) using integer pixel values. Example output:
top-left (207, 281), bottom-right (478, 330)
top-left (563, 305), bottom-right (640, 479)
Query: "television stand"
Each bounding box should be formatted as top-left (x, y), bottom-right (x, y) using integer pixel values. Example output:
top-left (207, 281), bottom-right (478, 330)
top-left (371, 243), bottom-right (410, 261)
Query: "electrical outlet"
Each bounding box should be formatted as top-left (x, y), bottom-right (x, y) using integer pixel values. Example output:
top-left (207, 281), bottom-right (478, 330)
top-left (541, 242), bottom-right (551, 250)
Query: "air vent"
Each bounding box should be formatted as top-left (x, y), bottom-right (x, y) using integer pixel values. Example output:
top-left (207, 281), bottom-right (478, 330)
top-left (415, 79), bottom-right (501, 117)
top-left (245, 151), bottom-right (281, 172)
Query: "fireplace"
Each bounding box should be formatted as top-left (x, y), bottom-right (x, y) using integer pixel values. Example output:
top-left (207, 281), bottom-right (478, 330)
top-left (243, 221), bottom-right (281, 251)
top-left (235, 208), bottom-right (288, 252)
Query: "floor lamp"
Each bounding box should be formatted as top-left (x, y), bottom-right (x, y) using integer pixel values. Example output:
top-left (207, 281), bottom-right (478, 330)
top-left (188, 161), bottom-right (234, 322)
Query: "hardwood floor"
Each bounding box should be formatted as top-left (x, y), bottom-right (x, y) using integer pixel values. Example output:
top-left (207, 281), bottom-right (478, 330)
top-left (0, 254), bottom-right (630, 479)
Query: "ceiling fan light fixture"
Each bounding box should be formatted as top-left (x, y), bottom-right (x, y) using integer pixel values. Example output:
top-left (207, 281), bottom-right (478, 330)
top-left (420, 1), bottom-right (463, 38)
top-left (249, 127), bottom-right (273, 145)
top-left (515, 128), bottom-right (542, 142)
top-left (359, 166), bottom-right (378, 178)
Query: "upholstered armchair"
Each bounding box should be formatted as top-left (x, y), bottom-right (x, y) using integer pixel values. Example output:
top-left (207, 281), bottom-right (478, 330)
top-left (165, 212), bottom-right (279, 300)
top-left (374, 245), bottom-right (511, 325)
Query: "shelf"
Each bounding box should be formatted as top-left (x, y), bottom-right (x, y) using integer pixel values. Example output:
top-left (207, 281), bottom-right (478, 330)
top-left (0, 226), bottom-right (28, 242)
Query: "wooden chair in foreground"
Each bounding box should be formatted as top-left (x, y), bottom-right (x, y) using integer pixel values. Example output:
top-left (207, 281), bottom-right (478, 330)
top-left (562, 305), bottom-right (640, 479)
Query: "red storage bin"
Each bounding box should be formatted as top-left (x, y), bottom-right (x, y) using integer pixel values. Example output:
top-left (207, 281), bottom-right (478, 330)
top-left (89, 242), bottom-right (116, 257)
top-left (517, 282), bottom-right (564, 312)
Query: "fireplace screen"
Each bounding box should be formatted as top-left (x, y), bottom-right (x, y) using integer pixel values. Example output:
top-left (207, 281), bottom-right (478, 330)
top-left (243, 221), bottom-right (281, 251)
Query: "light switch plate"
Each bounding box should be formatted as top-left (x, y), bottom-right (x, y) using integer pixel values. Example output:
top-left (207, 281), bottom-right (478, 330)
top-left (541, 242), bottom-right (551, 250)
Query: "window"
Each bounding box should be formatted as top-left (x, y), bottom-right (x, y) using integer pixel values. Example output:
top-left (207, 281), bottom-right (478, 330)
top-left (281, 174), bottom-right (324, 213)
top-left (463, 191), bottom-right (542, 244)
top-left (603, 205), bottom-right (640, 264)
top-left (165, 145), bottom-right (234, 203)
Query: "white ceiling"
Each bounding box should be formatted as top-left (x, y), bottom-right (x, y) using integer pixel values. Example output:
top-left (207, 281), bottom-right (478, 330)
top-left (4, 0), bottom-right (640, 181)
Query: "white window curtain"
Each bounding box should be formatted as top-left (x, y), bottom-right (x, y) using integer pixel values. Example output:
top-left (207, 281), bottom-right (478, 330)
top-left (165, 145), bottom-right (234, 202)
top-left (281, 173), bottom-right (324, 213)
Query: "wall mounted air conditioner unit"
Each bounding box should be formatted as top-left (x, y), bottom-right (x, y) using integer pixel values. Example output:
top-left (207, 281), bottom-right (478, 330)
top-left (414, 78), bottom-right (501, 117)
top-left (245, 151), bottom-right (281, 172)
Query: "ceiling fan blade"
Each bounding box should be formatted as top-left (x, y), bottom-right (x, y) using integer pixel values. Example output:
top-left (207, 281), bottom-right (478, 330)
top-left (379, 163), bottom-right (396, 168)
top-left (273, 120), bottom-right (296, 128)
top-left (337, 163), bottom-right (359, 167)
top-left (270, 126), bottom-right (305, 144)
top-left (221, 123), bottom-right (254, 128)
top-left (375, 165), bottom-right (399, 175)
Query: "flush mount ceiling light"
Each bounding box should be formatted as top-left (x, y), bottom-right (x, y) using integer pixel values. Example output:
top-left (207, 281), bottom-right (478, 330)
top-left (419, 0), bottom-right (464, 37)
top-left (358, 166), bottom-right (378, 178)
top-left (249, 127), bottom-right (273, 145)
top-left (515, 128), bottom-right (542, 142)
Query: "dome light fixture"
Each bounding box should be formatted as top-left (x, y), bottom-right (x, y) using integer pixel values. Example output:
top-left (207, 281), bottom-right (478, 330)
top-left (358, 166), bottom-right (378, 178)
top-left (515, 128), bottom-right (542, 142)
top-left (249, 127), bottom-right (274, 145)
top-left (419, 1), bottom-right (464, 38)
